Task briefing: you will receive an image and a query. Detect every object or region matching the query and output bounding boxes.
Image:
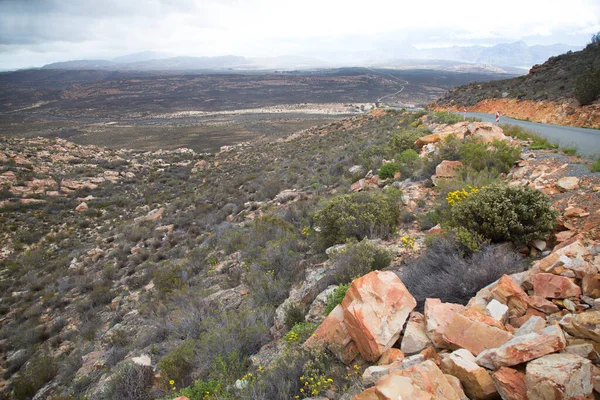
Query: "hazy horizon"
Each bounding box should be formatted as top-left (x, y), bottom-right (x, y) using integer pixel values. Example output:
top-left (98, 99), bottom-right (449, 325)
top-left (1, 0), bottom-right (599, 70)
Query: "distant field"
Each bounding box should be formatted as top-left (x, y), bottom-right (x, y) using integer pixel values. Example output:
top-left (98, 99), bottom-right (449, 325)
top-left (0, 67), bottom-right (513, 151)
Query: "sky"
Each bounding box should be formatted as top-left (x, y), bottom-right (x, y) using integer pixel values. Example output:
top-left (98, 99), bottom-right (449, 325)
top-left (1, 0), bottom-right (599, 70)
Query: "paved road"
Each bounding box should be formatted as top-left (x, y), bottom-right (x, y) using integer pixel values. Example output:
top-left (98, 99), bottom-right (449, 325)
top-left (463, 112), bottom-right (600, 156)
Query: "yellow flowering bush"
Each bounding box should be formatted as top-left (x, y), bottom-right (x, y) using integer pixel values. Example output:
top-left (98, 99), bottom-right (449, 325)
top-left (446, 185), bottom-right (481, 207)
top-left (400, 235), bottom-right (416, 250)
top-left (297, 374), bottom-right (334, 398)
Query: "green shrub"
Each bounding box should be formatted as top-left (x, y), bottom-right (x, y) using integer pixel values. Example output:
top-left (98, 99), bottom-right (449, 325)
top-left (574, 68), bottom-right (600, 106)
top-left (328, 239), bottom-right (393, 284)
top-left (499, 124), bottom-right (558, 150)
top-left (12, 354), bottom-right (57, 400)
top-left (378, 163), bottom-right (399, 179)
top-left (562, 147), bottom-right (577, 156)
top-left (177, 379), bottom-right (222, 400)
top-left (386, 129), bottom-right (426, 155)
top-left (284, 303), bottom-right (306, 331)
top-left (157, 339), bottom-right (195, 387)
top-left (450, 184), bottom-right (558, 245)
top-left (458, 139), bottom-right (521, 174)
top-left (284, 322), bottom-right (319, 344)
top-left (395, 149), bottom-right (420, 177)
top-left (314, 191), bottom-right (401, 247)
top-left (451, 227), bottom-right (490, 256)
top-left (590, 157), bottom-right (600, 172)
top-left (323, 283), bottom-right (350, 315)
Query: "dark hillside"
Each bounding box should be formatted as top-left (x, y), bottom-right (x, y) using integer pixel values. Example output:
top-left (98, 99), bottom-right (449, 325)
top-left (436, 38), bottom-right (600, 106)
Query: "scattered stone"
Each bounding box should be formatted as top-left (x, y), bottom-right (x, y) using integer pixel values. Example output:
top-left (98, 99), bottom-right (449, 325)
top-left (354, 374), bottom-right (432, 400)
top-left (75, 202), bottom-right (88, 212)
top-left (391, 360), bottom-right (462, 399)
top-left (514, 315), bottom-right (546, 337)
top-left (556, 176), bottom-right (580, 192)
top-left (570, 311), bottom-right (600, 342)
top-left (401, 312), bottom-right (431, 354)
top-left (486, 299), bottom-right (509, 322)
top-left (377, 348), bottom-right (404, 366)
top-left (441, 349), bottom-right (498, 400)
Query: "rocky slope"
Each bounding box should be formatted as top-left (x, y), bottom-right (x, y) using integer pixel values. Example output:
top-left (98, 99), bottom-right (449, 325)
top-left (1, 110), bottom-right (600, 399)
top-left (432, 39), bottom-right (600, 129)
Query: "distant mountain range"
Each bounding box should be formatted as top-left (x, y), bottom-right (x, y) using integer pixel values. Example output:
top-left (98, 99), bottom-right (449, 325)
top-left (38, 41), bottom-right (581, 72)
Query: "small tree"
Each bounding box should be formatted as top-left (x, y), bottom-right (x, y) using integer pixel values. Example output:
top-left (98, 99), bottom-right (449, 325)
top-left (574, 68), bottom-right (600, 106)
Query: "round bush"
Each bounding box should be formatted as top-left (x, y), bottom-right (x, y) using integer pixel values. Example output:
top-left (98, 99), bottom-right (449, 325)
top-left (378, 163), bottom-right (399, 179)
top-left (314, 191), bottom-right (400, 247)
top-left (450, 184), bottom-right (557, 245)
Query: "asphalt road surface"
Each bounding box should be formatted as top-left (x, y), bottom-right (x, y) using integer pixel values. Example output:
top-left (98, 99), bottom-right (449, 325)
top-left (463, 112), bottom-right (600, 156)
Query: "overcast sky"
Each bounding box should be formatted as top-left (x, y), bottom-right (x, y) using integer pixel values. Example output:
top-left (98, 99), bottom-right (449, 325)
top-left (1, 0), bottom-right (599, 70)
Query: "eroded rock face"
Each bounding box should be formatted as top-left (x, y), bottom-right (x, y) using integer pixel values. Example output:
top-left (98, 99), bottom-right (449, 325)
top-left (342, 271), bottom-right (416, 362)
top-left (526, 353), bottom-right (593, 400)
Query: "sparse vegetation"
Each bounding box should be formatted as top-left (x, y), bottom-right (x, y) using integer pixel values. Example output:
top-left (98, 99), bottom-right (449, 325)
top-left (400, 234), bottom-right (525, 309)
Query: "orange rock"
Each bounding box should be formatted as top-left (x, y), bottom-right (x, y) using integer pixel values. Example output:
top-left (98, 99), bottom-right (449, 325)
top-left (443, 313), bottom-right (513, 356)
top-left (424, 298), bottom-right (466, 349)
top-left (441, 349), bottom-right (498, 400)
top-left (401, 312), bottom-right (432, 354)
top-left (462, 308), bottom-right (506, 331)
top-left (391, 360), bottom-right (462, 399)
top-left (353, 374), bottom-right (432, 400)
top-left (342, 271), bottom-right (416, 361)
top-left (445, 374), bottom-right (469, 400)
top-left (571, 311), bottom-right (600, 342)
top-left (376, 348), bottom-right (404, 365)
top-left (476, 325), bottom-right (567, 370)
top-left (435, 160), bottom-right (464, 178)
top-left (582, 274), bottom-right (600, 298)
top-left (304, 304), bottom-right (358, 364)
top-left (420, 346), bottom-right (442, 365)
top-left (532, 273), bottom-right (581, 299)
top-left (528, 295), bottom-right (560, 313)
top-left (554, 230), bottom-right (577, 243)
top-left (488, 275), bottom-right (530, 317)
top-left (492, 367), bottom-right (527, 400)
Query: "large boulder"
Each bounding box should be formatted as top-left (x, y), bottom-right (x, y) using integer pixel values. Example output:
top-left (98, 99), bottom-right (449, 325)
top-left (476, 325), bottom-right (567, 370)
top-left (526, 353), bottom-right (593, 399)
top-left (467, 122), bottom-right (508, 143)
top-left (443, 313), bottom-right (513, 356)
top-left (424, 299), bottom-right (466, 349)
top-left (391, 360), bottom-right (463, 400)
top-left (532, 273), bottom-right (582, 299)
top-left (342, 271), bottom-right (416, 361)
